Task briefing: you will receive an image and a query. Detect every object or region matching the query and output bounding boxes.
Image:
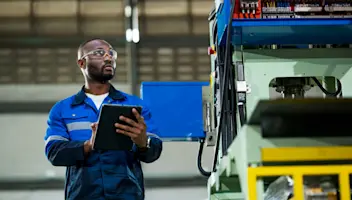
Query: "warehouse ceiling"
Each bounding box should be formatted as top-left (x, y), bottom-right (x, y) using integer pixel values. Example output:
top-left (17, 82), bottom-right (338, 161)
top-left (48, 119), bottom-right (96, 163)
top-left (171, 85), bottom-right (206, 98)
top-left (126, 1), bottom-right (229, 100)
top-left (0, 0), bottom-right (212, 84)
top-left (0, 0), bottom-right (213, 36)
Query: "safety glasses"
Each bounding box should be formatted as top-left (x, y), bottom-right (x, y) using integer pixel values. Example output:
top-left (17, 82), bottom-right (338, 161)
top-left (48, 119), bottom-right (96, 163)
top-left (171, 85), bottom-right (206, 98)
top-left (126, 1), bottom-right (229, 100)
top-left (81, 49), bottom-right (117, 60)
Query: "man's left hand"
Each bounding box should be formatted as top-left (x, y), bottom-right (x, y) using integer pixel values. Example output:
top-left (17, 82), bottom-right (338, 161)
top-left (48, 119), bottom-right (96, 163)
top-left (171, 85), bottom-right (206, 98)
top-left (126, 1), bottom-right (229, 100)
top-left (115, 108), bottom-right (148, 148)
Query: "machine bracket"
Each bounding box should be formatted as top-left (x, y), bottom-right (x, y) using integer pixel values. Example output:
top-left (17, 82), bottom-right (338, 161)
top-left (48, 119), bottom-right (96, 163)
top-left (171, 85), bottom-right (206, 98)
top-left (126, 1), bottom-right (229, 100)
top-left (235, 61), bottom-right (248, 124)
top-left (205, 101), bottom-right (217, 146)
top-left (202, 86), bottom-right (217, 146)
top-left (236, 81), bottom-right (247, 92)
top-left (235, 61), bottom-right (250, 94)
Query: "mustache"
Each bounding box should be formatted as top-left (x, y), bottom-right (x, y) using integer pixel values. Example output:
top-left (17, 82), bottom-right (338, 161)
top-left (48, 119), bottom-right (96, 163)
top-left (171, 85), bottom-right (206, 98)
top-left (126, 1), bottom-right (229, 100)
top-left (103, 61), bottom-right (114, 69)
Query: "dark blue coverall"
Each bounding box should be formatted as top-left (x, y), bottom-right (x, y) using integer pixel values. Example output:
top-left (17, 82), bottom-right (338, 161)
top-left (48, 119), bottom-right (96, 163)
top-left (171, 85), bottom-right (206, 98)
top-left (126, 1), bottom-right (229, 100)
top-left (44, 85), bottom-right (163, 200)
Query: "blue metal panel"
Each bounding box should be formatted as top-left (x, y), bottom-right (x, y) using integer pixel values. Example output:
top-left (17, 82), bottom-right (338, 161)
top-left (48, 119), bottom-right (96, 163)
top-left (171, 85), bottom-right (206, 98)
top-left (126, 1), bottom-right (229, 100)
top-left (140, 82), bottom-right (209, 141)
top-left (217, 0), bottom-right (232, 46)
top-left (216, 0), bottom-right (352, 45)
top-left (232, 19), bottom-right (352, 45)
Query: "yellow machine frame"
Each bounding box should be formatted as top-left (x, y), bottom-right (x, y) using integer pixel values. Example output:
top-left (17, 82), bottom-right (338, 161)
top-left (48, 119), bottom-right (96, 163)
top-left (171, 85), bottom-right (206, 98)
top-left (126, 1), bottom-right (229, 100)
top-left (262, 146), bottom-right (352, 162)
top-left (247, 146), bottom-right (352, 200)
top-left (248, 165), bottom-right (352, 200)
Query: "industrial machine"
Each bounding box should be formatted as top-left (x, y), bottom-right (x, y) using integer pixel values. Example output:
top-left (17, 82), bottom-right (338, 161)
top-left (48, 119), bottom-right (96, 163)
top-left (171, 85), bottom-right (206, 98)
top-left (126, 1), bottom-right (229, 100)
top-left (140, 0), bottom-right (352, 199)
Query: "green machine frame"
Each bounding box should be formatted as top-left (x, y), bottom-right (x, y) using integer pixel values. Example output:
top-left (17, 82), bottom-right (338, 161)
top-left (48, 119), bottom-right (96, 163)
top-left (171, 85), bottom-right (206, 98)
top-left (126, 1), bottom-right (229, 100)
top-left (205, 17), bottom-right (352, 200)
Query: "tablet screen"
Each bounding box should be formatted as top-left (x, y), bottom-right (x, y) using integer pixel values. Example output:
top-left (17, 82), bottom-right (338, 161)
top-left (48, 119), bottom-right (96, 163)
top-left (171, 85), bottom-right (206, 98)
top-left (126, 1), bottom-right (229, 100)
top-left (93, 104), bottom-right (142, 151)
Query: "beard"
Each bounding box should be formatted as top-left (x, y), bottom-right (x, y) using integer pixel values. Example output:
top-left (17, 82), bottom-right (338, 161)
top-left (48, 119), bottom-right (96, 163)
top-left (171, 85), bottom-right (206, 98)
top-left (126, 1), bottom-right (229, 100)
top-left (86, 64), bottom-right (115, 84)
top-left (91, 73), bottom-right (114, 84)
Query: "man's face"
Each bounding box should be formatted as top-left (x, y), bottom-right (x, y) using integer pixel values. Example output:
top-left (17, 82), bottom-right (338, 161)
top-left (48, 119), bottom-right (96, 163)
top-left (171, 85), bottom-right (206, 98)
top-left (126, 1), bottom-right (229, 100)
top-left (78, 40), bottom-right (117, 83)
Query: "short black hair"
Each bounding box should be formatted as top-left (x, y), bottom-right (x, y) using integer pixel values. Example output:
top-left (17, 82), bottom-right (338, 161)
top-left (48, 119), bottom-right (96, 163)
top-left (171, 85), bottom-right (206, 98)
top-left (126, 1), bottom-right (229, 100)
top-left (78, 38), bottom-right (101, 51)
top-left (77, 38), bottom-right (101, 59)
top-left (77, 38), bottom-right (111, 60)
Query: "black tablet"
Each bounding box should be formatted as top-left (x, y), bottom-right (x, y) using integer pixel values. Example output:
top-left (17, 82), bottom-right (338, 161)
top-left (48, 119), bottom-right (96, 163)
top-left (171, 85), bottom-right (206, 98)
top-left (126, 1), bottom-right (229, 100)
top-left (93, 104), bottom-right (143, 151)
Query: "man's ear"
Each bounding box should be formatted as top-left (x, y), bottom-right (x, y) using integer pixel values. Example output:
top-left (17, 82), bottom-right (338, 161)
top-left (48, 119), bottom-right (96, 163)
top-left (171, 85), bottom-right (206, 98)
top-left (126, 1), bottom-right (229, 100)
top-left (77, 59), bottom-right (85, 69)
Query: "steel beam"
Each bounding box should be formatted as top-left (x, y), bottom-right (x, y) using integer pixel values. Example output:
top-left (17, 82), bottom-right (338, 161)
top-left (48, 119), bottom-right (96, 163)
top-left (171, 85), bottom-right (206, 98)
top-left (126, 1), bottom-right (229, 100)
top-left (138, 35), bottom-right (209, 47)
top-left (0, 35), bottom-right (209, 48)
top-left (125, 0), bottom-right (139, 95)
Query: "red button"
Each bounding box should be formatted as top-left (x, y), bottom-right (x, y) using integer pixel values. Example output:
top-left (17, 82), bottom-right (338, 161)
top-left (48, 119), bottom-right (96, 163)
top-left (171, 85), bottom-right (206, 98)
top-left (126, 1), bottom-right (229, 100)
top-left (208, 47), bottom-right (215, 55)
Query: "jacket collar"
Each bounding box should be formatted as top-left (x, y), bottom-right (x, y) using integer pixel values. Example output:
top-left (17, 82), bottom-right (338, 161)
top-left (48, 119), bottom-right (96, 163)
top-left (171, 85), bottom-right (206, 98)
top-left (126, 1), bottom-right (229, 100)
top-left (72, 84), bottom-right (125, 106)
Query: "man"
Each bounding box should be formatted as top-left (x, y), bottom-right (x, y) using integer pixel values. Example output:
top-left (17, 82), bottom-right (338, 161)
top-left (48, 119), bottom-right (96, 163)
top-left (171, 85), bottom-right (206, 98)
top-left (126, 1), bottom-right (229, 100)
top-left (44, 38), bottom-right (163, 200)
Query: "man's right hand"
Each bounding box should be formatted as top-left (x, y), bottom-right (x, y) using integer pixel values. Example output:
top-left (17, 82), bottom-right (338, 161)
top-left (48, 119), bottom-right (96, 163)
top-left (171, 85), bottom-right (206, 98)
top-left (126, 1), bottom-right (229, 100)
top-left (84, 122), bottom-right (98, 155)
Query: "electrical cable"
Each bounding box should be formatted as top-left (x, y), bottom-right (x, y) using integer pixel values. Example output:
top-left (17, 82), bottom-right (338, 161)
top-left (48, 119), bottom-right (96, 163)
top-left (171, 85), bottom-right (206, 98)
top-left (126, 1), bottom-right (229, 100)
top-left (311, 77), bottom-right (342, 97)
top-left (212, 0), bottom-right (237, 172)
top-left (220, 47), bottom-right (230, 157)
top-left (228, 47), bottom-right (237, 144)
top-left (223, 46), bottom-right (237, 154)
top-left (197, 138), bottom-right (211, 177)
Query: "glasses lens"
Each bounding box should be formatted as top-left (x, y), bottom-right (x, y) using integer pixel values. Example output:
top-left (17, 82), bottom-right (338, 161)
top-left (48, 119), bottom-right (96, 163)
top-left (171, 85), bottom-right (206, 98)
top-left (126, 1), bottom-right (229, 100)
top-left (109, 50), bottom-right (117, 59)
top-left (93, 49), bottom-right (105, 57)
top-left (90, 49), bottom-right (117, 59)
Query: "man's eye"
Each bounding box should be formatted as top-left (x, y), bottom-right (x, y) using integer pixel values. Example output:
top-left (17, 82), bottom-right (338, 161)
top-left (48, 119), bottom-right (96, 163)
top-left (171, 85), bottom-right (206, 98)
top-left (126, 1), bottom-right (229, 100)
top-left (94, 50), bottom-right (105, 56)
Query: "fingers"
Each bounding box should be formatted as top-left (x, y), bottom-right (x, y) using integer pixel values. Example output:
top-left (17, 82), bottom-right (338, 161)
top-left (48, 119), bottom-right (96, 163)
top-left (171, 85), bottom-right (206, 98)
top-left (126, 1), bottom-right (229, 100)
top-left (119, 115), bottom-right (140, 128)
top-left (119, 115), bottom-right (145, 130)
top-left (90, 122), bottom-right (98, 133)
top-left (132, 108), bottom-right (144, 124)
top-left (115, 108), bottom-right (147, 139)
top-left (115, 122), bottom-right (142, 135)
top-left (116, 128), bottom-right (138, 139)
top-left (89, 122), bottom-right (98, 149)
top-left (90, 122), bottom-right (98, 128)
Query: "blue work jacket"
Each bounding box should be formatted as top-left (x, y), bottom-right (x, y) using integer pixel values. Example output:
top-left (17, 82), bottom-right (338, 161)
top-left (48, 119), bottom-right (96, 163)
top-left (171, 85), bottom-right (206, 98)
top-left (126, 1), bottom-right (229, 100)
top-left (44, 85), bottom-right (163, 200)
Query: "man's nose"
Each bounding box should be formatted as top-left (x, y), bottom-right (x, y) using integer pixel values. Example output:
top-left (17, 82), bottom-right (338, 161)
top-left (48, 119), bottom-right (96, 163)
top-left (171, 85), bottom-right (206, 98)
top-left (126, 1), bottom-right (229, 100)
top-left (103, 52), bottom-right (112, 60)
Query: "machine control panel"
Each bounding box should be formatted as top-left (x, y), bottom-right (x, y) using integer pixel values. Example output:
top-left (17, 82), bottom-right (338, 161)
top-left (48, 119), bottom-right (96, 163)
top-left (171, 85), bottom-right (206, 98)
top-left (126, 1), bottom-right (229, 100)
top-left (232, 0), bottom-right (352, 18)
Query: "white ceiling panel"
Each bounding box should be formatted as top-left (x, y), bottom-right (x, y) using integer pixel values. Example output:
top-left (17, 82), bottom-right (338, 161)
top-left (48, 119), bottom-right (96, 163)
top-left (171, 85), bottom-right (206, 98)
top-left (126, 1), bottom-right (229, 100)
top-left (81, 18), bottom-right (124, 36)
top-left (33, 0), bottom-right (77, 17)
top-left (145, 18), bottom-right (189, 35)
top-left (145, 0), bottom-right (187, 16)
top-left (35, 18), bottom-right (78, 35)
top-left (80, 0), bottom-right (123, 17)
top-left (191, 0), bottom-right (213, 16)
top-left (0, 1), bottom-right (31, 17)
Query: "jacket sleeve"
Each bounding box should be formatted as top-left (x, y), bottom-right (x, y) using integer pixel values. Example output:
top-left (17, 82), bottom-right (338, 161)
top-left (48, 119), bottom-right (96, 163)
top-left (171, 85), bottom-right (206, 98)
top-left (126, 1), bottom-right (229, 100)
top-left (136, 105), bottom-right (163, 163)
top-left (44, 101), bottom-right (86, 166)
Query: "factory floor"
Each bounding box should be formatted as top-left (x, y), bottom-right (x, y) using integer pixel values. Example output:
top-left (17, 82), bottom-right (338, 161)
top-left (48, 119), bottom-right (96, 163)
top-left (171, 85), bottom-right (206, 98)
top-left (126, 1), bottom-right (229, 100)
top-left (0, 187), bottom-right (207, 200)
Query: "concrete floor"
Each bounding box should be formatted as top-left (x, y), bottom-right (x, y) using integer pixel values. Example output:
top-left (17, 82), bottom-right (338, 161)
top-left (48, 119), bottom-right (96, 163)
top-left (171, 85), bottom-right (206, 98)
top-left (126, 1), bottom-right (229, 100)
top-left (0, 187), bottom-right (208, 200)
